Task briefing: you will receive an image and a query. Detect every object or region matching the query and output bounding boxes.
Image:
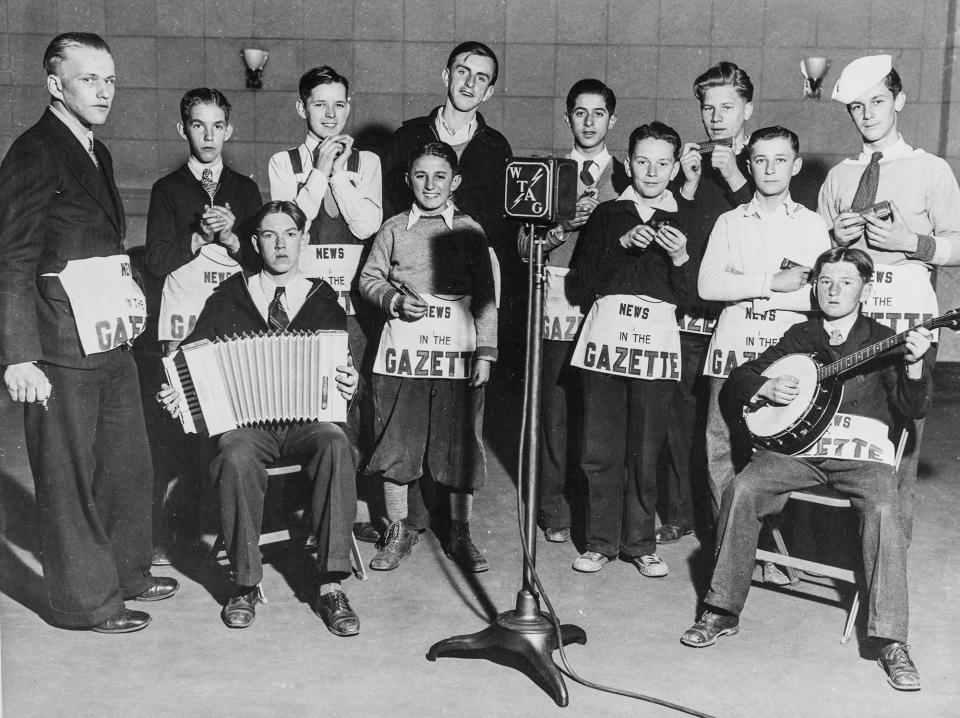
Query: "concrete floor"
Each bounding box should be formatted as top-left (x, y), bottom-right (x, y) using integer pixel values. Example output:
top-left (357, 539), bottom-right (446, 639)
top-left (2, 368), bottom-right (959, 718)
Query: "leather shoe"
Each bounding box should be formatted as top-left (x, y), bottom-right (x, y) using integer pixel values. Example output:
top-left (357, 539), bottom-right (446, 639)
top-left (91, 608), bottom-right (151, 634)
top-left (681, 610), bottom-right (740, 647)
top-left (314, 589), bottom-right (359, 637)
top-left (353, 521), bottom-right (381, 544)
top-left (544, 527), bottom-right (571, 543)
top-left (221, 586), bottom-right (260, 629)
top-left (370, 519), bottom-right (418, 571)
top-left (761, 561), bottom-right (792, 586)
top-left (132, 576), bottom-right (179, 602)
top-left (656, 524), bottom-right (694, 544)
top-left (445, 521), bottom-right (488, 573)
top-left (878, 642), bottom-right (921, 691)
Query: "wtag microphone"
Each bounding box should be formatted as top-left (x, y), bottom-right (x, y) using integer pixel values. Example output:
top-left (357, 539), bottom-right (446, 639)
top-left (503, 157), bottom-right (578, 223)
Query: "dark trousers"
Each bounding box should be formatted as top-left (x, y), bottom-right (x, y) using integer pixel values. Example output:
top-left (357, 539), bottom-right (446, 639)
top-left (580, 370), bottom-right (674, 557)
top-left (370, 376), bottom-right (487, 532)
top-left (25, 350), bottom-right (153, 628)
top-left (537, 339), bottom-right (582, 530)
top-left (661, 332), bottom-right (710, 528)
top-left (210, 422), bottom-right (357, 586)
top-left (705, 452), bottom-right (908, 643)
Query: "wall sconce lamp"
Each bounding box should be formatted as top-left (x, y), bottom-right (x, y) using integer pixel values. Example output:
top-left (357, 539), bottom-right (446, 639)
top-left (241, 48), bottom-right (269, 90)
top-left (801, 57), bottom-right (830, 100)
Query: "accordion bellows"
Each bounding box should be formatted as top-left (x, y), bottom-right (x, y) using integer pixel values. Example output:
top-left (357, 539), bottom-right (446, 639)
top-left (162, 330), bottom-right (349, 436)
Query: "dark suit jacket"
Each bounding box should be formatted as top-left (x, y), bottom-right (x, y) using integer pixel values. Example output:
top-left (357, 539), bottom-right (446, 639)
top-left (721, 314), bottom-right (932, 432)
top-left (0, 109), bottom-right (126, 368)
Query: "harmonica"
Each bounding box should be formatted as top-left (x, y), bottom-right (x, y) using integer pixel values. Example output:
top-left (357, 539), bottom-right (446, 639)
top-left (859, 200), bottom-right (892, 222)
top-left (697, 137), bottom-right (734, 154)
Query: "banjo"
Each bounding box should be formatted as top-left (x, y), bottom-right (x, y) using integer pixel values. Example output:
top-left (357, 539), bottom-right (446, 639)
top-left (744, 308), bottom-right (960, 455)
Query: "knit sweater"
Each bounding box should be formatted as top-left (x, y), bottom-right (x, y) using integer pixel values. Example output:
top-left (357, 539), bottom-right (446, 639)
top-left (573, 196), bottom-right (691, 304)
top-left (359, 208), bottom-right (498, 362)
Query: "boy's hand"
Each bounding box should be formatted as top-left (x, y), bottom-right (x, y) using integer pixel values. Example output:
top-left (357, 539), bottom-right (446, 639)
top-left (4, 362), bottom-right (51, 404)
top-left (678, 144), bottom-right (703, 199)
top-left (331, 136), bottom-right (354, 175)
top-left (619, 224), bottom-right (657, 250)
top-left (156, 383), bottom-right (183, 419)
top-left (314, 135), bottom-right (347, 177)
top-left (833, 211), bottom-right (864, 246)
top-left (202, 203), bottom-right (236, 240)
top-left (771, 264), bottom-right (811, 292)
top-left (904, 326), bottom-right (932, 367)
top-left (757, 375), bottom-right (800, 406)
top-left (335, 354), bottom-right (359, 400)
top-left (863, 202), bottom-right (918, 253)
top-left (563, 193), bottom-right (600, 230)
top-left (471, 358), bottom-right (492, 388)
top-left (711, 144), bottom-right (746, 190)
top-left (397, 294), bottom-right (428, 321)
top-left (655, 225), bottom-right (689, 265)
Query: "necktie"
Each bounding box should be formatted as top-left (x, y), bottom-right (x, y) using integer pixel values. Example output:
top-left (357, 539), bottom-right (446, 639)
top-left (850, 151), bottom-right (883, 212)
top-left (829, 329), bottom-right (845, 347)
top-left (268, 287), bottom-right (290, 331)
top-left (87, 137), bottom-right (99, 169)
top-left (200, 168), bottom-right (218, 202)
top-left (579, 159), bottom-right (595, 187)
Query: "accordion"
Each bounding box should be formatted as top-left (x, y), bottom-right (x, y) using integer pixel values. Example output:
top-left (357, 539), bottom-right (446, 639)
top-left (161, 331), bottom-right (349, 436)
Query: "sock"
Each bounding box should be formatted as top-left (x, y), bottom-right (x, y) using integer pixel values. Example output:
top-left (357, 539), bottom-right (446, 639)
top-left (384, 481), bottom-right (409, 525)
top-left (449, 490), bottom-right (473, 523)
top-left (319, 581), bottom-right (341, 597)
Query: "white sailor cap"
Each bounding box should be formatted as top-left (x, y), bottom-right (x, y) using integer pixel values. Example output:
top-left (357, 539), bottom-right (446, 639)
top-left (831, 54), bottom-right (893, 104)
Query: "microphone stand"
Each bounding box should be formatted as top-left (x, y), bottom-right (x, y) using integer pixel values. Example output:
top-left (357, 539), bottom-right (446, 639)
top-left (427, 223), bottom-right (586, 707)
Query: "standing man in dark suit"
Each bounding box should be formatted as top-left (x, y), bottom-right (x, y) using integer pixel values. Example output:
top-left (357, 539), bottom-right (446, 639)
top-left (0, 33), bottom-right (178, 633)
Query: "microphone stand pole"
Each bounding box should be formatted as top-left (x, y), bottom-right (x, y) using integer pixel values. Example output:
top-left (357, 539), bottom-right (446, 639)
top-left (427, 223), bottom-right (586, 707)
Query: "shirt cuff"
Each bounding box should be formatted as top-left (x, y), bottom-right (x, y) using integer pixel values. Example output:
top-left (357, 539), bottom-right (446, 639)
top-left (385, 289), bottom-right (401, 317)
top-left (928, 235), bottom-right (951, 265)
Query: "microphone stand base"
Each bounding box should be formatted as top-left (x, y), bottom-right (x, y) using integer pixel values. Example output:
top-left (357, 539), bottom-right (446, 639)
top-left (426, 590), bottom-right (587, 707)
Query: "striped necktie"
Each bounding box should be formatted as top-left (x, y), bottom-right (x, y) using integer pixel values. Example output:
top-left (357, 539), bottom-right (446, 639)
top-left (850, 151), bottom-right (882, 212)
top-left (87, 137), bottom-right (99, 169)
top-left (268, 287), bottom-right (290, 331)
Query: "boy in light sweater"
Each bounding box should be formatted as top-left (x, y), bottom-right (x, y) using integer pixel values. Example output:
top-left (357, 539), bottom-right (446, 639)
top-left (360, 141), bottom-right (497, 574)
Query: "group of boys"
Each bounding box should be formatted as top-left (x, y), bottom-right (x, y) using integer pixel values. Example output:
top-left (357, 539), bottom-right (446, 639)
top-left (521, 55), bottom-right (955, 692)
top-left (1, 29), bottom-right (957, 693)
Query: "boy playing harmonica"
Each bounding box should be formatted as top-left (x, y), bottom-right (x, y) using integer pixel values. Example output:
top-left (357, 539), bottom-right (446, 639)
top-left (519, 79), bottom-right (628, 545)
top-left (570, 122), bottom-right (696, 577)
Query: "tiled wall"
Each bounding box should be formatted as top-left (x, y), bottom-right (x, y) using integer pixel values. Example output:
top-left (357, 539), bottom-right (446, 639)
top-left (3, 0), bottom-right (960, 356)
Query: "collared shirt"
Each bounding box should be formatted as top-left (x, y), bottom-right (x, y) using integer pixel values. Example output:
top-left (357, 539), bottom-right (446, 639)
top-left (435, 108), bottom-right (477, 146)
top-left (187, 155), bottom-right (224, 183)
top-left (741, 194), bottom-right (803, 220)
top-left (247, 271), bottom-right (312, 325)
top-left (406, 201), bottom-right (456, 231)
top-left (267, 139), bottom-right (383, 240)
top-left (48, 103), bottom-right (95, 160)
top-left (571, 147), bottom-right (612, 185)
top-left (857, 134), bottom-right (912, 163)
top-left (616, 186), bottom-right (678, 222)
top-left (822, 313), bottom-right (859, 345)
top-left (700, 192), bottom-right (830, 305)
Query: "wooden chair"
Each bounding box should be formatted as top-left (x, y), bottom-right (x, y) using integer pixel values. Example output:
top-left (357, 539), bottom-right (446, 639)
top-left (755, 430), bottom-right (908, 644)
top-left (209, 462), bottom-right (367, 581)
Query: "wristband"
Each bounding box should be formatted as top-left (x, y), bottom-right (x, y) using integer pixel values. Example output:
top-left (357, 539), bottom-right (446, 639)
top-left (909, 234), bottom-right (936, 263)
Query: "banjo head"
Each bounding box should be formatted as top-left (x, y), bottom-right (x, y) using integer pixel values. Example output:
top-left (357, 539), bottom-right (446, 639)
top-left (744, 354), bottom-right (820, 438)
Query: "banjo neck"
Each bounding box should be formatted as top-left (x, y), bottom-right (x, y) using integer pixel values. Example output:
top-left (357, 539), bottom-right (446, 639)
top-left (817, 310), bottom-right (956, 382)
